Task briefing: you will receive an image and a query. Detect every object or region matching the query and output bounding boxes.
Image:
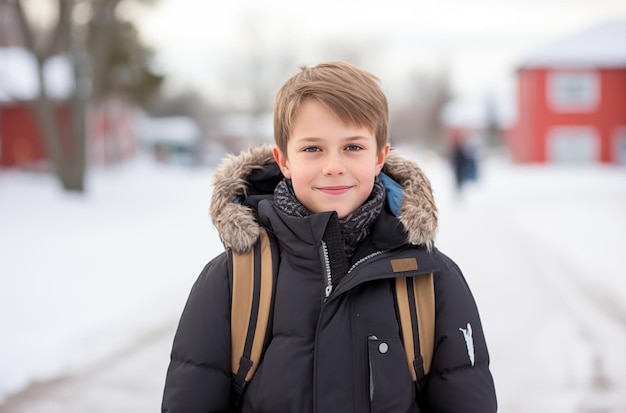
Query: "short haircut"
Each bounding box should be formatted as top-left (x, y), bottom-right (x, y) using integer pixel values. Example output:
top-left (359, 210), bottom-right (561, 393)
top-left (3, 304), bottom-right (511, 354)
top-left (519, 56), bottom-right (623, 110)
top-left (273, 61), bottom-right (389, 155)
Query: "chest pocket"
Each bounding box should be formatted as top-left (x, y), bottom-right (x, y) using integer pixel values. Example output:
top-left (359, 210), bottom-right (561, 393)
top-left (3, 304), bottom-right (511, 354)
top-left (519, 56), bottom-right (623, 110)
top-left (367, 333), bottom-right (415, 413)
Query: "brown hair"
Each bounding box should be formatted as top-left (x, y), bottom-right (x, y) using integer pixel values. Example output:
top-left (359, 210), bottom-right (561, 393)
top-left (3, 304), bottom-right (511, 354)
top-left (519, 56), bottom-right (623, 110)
top-left (273, 61), bottom-right (389, 155)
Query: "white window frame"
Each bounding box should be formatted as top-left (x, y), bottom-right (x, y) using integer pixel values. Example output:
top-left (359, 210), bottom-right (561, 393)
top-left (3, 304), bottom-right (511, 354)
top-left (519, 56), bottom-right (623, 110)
top-left (547, 126), bottom-right (600, 164)
top-left (547, 71), bottom-right (600, 113)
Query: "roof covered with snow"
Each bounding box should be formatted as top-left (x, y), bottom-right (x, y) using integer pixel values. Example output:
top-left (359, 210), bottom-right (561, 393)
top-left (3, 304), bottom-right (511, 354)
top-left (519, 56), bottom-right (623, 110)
top-left (0, 47), bottom-right (74, 102)
top-left (520, 18), bottom-right (626, 69)
top-left (135, 115), bottom-right (202, 145)
top-left (441, 95), bottom-right (515, 130)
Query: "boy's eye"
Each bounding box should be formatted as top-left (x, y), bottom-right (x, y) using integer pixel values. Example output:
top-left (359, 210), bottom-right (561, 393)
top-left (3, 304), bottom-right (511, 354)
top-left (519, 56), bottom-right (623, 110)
top-left (345, 144), bottom-right (363, 151)
top-left (303, 146), bottom-right (321, 152)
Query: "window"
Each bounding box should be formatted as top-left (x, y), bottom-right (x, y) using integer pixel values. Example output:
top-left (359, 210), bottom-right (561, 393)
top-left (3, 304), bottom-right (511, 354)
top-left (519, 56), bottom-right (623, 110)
top-left (547, 126), bottom-right (599, 164)
top-left (613, 127), bottom-right (626, 165)
top-left (548, 72), bottom-right (600, 112)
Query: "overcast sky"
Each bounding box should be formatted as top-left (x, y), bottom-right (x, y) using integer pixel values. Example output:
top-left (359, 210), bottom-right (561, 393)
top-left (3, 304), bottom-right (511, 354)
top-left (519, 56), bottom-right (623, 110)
top-left (135, 0), bottom-right (626, 110)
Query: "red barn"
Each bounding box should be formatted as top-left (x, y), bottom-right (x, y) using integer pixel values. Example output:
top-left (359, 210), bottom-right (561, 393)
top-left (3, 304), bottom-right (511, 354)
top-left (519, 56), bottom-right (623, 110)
top-left (0, 47), bottom-right (136, 168)
top-left (511, 19), bottom-right (626, 165)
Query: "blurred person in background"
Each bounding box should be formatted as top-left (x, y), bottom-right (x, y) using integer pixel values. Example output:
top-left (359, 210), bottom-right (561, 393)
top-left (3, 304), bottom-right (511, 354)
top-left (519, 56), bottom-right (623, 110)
top-left (449, 130), bottom-right (478, 196)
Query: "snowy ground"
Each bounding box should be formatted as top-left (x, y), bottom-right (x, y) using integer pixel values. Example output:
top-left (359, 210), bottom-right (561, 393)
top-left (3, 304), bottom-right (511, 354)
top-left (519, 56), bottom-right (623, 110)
top-left (1, 148), bottom-right (625, 412)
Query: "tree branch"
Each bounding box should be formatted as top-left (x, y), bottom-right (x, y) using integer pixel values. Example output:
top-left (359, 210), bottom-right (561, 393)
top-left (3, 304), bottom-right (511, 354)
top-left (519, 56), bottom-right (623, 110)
top-left (45, 0), bottom-right (72, 58)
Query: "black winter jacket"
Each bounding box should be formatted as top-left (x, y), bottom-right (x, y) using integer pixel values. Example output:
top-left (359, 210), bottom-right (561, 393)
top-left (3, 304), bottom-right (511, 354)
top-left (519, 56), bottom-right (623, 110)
top-left (162, 146), bottom-right (497, 413)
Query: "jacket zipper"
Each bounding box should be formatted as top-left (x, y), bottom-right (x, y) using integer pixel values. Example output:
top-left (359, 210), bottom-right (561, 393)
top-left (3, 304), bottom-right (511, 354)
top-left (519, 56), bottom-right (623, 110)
top-left (368, 334), bottom-right (379, 402)
top-left (314, 241), bottom-right (333, 413)
top-left (348, 250), bottom-right (385, 274)
top-left (322, 248), bottom-right (387, 304)
top-left (321, 241), bottom-right (333, 299)
top-left (324, 250), bottom-right (388, 304)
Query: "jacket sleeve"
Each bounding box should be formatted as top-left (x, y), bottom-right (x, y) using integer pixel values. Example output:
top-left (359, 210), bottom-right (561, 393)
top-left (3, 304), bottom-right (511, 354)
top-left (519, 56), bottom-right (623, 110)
top-left (162, 252), bottom-right (233, 413)
top-left (423, 249), bottom-right (497, 413)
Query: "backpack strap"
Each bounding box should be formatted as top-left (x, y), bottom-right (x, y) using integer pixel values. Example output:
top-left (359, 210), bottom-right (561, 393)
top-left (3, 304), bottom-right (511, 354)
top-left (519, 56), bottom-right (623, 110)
top-left (395, 272), bottom-right (435, 384)
top-left (230, 227), bottom-right (277, 408)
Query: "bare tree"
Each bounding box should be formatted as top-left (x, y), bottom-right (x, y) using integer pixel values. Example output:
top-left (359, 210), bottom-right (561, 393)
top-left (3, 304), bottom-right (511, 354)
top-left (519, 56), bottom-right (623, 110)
top-left (9, 0), bottom-right (161, 192)
top-left (390, 68), bottom-right (452, 149)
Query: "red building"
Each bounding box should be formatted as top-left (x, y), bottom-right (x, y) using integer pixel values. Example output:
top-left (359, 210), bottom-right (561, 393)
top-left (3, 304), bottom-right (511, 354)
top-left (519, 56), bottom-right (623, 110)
top-left (0, 47), bottom-right (136, 168)
top-left (511, 19), bottom-right (626, 165)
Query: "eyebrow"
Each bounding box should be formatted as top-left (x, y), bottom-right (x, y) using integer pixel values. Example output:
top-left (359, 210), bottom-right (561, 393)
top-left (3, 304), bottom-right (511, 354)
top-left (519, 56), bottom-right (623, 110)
top-left (296, 135), bottom-right (370, 142)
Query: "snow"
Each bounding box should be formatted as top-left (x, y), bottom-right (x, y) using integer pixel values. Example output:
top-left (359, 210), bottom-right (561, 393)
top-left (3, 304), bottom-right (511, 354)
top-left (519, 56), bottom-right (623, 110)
top-left (441, 94), bottom-right (516, 130)
top-left (0, 47), bottom-right (74, 102)
top-left (135, 115), bottom-right (202, 145)
top-left (521, 18), bottom-right (626, 68)
top-left (1, 149), bottom-right (626, 411)
top-left (0, 157), bottom-right (218, 403)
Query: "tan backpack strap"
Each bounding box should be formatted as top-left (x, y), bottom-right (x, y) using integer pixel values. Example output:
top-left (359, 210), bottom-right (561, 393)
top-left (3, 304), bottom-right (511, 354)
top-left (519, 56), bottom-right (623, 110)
top-left (414, 272), bottom-right (435, 375)
top-left (231, 228), bottom-right (275, 401)
top-left (395, 272), bottom-right (435, 382)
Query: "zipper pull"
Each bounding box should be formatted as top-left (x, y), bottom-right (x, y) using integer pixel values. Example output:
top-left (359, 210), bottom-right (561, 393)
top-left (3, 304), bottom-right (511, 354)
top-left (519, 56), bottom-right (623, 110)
top-left (325, 284), bottom-right (333, 298)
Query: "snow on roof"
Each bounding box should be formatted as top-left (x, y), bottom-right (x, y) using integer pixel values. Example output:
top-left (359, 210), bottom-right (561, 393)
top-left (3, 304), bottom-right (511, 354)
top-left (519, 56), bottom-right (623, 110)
top-left (135, 115), bottom-right (202, 145)
top-left (0, 47), bottom-right (74, 102)
top-left (218, 112), bottom-right (273, 139)
top-left (520, 18), bottom-right (626, 69)
top-left (442, 95), bottom-right (515, 130)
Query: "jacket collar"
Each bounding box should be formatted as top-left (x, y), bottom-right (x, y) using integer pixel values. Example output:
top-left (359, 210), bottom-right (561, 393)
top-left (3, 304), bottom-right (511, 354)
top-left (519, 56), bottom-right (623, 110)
top-left (209, 145), bottom-right (438, 254)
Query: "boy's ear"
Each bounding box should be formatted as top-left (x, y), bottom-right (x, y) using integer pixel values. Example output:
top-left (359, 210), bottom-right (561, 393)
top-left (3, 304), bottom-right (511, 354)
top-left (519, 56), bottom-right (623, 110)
top-left (273, 146), bottom-right (291, 179)
top-left (376, 143), bottom-right (390, 174)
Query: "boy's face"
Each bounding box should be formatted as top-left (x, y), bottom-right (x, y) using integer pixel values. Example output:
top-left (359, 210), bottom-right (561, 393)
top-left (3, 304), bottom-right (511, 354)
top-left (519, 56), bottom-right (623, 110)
top-left (273, 99), bottom-right (389, 219)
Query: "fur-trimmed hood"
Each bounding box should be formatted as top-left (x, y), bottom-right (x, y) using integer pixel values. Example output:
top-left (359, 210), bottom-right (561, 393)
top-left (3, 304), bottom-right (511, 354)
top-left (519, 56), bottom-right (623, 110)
top-left (209, 145), bottom-right (438, 254)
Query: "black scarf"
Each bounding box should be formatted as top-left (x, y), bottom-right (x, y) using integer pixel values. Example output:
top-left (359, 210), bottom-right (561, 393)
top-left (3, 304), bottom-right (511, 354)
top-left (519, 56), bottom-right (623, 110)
top-left (273, 177), bottom-right (386, 257)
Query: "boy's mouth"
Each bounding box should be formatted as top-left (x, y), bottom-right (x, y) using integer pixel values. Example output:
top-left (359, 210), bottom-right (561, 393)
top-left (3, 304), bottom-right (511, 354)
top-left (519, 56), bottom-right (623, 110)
top-left (317, 186), bottom-right (352, 195)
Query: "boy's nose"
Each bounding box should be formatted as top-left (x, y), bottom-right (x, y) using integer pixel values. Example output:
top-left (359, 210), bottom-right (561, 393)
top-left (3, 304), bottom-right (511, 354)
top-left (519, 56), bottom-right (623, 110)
top-left (322, 154), bottom-right (345, 175)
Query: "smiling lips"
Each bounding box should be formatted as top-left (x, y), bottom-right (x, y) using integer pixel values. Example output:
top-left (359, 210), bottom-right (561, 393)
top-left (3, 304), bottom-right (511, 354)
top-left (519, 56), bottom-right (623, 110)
top-left (317, 185), bottom-right (352, 196)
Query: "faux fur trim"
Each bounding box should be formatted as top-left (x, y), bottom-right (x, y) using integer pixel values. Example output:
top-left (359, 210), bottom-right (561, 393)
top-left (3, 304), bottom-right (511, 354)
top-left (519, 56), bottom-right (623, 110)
top-left (382, 150), bottom-right (438, 250)
top-left (209, 145), bottom-right (438, 253)
top-left (209, 145), bottom-right (275, 254)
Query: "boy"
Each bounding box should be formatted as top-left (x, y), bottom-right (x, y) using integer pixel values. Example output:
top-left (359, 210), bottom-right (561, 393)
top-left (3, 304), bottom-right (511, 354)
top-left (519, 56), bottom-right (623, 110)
top-left (162, 61), bottom-right (497, 412)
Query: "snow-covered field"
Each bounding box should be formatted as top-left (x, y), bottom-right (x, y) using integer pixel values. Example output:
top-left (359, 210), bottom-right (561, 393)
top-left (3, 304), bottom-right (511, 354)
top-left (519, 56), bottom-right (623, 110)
top-left (1, 149), bottom-right (625, 412)
top-left (0, 157), bottom-right (219, 404)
